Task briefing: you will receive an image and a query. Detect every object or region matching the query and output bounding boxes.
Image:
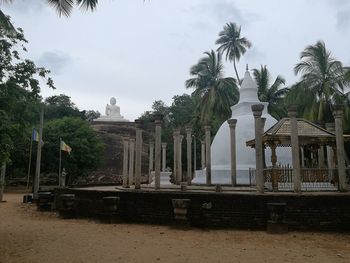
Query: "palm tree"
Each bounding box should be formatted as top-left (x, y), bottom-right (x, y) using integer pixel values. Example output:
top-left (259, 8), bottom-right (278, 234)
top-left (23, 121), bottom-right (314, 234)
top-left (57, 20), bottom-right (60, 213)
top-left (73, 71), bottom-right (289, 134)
top-left (185, 50), bottom-right (239, 124)
top-left (252, 65), bottom-right (289, 120)
top-left (216, 22), bottom-right (252, 83)
top-left (0, 0), bottom-right (98, 17)
top-left (293, 40), bottom-right (347, 122)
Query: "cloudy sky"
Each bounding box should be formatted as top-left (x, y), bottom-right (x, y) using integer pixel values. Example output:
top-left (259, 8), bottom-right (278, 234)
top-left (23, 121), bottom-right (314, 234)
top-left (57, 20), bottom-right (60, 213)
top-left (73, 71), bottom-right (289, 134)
top-left (3, 0), bottom-right (350, 120)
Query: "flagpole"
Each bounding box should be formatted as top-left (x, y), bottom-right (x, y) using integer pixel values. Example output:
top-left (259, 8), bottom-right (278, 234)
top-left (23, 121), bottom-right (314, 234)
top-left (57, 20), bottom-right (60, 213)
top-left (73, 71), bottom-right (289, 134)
top-left (33, 107), bottom-right (44, 200)
top-left (59, 138), bottom-right (62, 187)
top-left (26, 132), bottom-right (34, 189)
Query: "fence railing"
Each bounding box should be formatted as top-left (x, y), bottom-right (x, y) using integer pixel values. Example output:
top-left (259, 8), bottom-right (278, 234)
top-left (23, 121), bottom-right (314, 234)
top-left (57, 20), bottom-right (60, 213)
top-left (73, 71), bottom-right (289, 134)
top-left (248, 166), bottom-right (350, 191)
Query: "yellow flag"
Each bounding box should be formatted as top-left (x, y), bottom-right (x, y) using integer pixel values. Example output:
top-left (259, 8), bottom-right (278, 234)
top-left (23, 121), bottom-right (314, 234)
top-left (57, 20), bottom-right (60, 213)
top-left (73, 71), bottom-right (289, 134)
top-left (60, 140), bottom-right (72, 154)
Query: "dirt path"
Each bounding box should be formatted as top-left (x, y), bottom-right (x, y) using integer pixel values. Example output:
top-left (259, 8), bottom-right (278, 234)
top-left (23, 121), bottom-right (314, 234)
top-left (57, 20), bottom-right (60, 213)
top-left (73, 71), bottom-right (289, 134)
top-left (1, 192), bottom-right (350, 263)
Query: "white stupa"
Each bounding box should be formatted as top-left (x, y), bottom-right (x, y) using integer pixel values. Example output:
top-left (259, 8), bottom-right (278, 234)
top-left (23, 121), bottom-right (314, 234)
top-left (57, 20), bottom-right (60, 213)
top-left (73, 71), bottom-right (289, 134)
top-left (193, 69), bottom-right (292, 184)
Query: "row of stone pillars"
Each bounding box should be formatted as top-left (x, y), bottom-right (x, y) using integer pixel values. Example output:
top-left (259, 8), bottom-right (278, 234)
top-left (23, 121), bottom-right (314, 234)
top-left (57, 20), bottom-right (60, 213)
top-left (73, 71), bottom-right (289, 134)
top-left (252, 104), bottom-right (348, 193)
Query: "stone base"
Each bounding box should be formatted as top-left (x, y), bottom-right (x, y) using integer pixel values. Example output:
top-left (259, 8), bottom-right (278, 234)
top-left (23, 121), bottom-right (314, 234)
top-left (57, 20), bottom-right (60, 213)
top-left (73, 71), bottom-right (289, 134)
top-left (267, 220), bottom-right (288, 234)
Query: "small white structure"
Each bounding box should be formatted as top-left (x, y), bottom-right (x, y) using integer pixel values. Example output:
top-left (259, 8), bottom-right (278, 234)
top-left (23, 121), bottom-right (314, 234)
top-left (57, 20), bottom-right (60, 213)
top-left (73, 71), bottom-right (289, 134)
top-left (193, 69), bottom-right (292, 185)
top-left (94, 97), bottom-right (129, 122)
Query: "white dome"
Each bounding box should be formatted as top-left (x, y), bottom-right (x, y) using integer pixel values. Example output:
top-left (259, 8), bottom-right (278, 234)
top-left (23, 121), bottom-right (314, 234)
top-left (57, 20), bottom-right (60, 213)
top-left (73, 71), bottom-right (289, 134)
top-left (193, 70), bottom-right (292, 184)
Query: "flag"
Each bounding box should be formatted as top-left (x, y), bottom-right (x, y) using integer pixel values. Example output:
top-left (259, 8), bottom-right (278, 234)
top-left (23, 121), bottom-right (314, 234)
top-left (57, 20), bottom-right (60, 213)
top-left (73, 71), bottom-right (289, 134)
top-left (32, 129), bottom-right (39, 142)
top-left (60, 140), bottom-right (72, 154)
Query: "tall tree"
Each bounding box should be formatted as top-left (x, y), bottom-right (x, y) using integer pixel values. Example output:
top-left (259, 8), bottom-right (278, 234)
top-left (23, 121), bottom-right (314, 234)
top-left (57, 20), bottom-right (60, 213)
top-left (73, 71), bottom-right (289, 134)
top-left (216, 22), bottom-right (252, 83)
top-left (293, 40), bottom-right (347, 122)
top-left (0, 0), bottom-right (98, 18)
top-left (185, 50), bottom-right (239, 125)
top-left (252, 65), bottom-right (289, 120)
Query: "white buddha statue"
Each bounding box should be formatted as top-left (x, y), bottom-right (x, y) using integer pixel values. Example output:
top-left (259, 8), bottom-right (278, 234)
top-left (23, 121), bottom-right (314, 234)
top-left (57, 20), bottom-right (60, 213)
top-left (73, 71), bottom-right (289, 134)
top-left (94, 97), bottom-right (129, 122)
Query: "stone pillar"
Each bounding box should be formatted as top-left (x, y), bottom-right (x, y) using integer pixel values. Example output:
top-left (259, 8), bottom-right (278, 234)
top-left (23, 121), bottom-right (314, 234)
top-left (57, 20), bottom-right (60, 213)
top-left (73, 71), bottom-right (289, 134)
top-left (178, 135), bottom-right (184, 182)
top-left (173, 129), bottom-right (180, 184)
top-left (318, 146), bottom-right (325, 168)
top-left (201, 140), bottom-right (206, 169)
top-left (288, 106), bottom-right (301, 193)
top-left (161, 143), bottom-right (167, 172)
top-left (251, 104), bottom-right (264, 193)
top-left (261, 117), bottom-right (267, 168)
top-left (134, 119), bottom-right (143, 189)
top-left (149, 141), bottom-right (154, 181)
top-left (326, 123), bottom-right (335, 170)
top-left (193, 135), bottom-right (196, 179)
top-left (333, 106), bottom-right (347, 192)
top-left (128, 138), bottom-right (135, 186)
top-left (186, 126), bottom-right (192, 185)
top-left (204, 125), bottom-right (211, 186)
top-left (227, 119), bottom-right (237, 187)
top-left (300, 147), bottom-right (305, 168)
top-left (122, 137), bottom-right (129, 188)
top-left (154, 115), bottom-right (162, 189)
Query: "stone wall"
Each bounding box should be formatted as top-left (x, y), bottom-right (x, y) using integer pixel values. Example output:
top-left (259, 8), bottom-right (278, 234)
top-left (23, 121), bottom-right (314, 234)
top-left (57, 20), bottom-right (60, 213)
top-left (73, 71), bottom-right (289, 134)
top-left (88, 121), bottom-right (152, 183)
top-left (55, 188), bottom-right (350, 231)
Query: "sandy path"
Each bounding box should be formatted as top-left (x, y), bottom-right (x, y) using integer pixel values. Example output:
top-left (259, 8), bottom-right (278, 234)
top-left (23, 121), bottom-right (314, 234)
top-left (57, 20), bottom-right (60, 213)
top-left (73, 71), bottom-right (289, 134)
top-left (0, 192), bottom-right (350, 263)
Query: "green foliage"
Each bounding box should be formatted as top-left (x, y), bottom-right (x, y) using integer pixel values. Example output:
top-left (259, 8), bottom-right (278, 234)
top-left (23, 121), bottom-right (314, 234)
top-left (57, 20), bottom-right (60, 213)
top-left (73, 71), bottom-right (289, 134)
top-left (185, 50), bottom-right (239, 126)
top-left (44, 94), bottom-right (83, 120)
top-left (252, 65), bottom-right (289, 120)
top-left (216, 22), bottom-right (252, 83)
top-left (292, 41), bottom-right (348, 122)
top-left (41, 117), bottom-right (104, 181)
top-left (0, 18), bottom-right (53, 164)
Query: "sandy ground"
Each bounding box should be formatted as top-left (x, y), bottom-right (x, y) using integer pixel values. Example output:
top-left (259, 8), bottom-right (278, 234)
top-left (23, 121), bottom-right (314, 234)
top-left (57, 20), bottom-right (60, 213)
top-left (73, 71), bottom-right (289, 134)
top-left (1, 192), bottom-right (350, 263)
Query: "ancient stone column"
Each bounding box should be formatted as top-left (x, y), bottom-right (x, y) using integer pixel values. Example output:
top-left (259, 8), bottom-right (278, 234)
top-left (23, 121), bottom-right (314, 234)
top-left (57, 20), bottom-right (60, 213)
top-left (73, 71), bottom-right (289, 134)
top-left (185, 126), bottom-right (192, 185)
top-left (154, 115), bottom-right (162, 189)
top-left (128, 138), bottom-right (135, 186)
top-left (288, 105), bottom-right (301, 193)
top-left (122, 137), bottom-right (130, 188)
top-left (326, 123), bottom-right (335, 171)
top-left (134, 119), bottom-right (143, 189)
top-left (161, 143), bottom-right (167, 172)
top-left (227, 119), bottom-right (237, 187)
top-left (261, 117), bottom-right (267, 168)
top-left (178, 135), bottom-right (184, 183)
top-left (204, 125), bottom-right (211, 186)
top-left (252, 104), bottom-right (264, 193)
top-left (201, 140), bottom-right (206, 169)
top-left (149, 141), bottom-right (154, 181)
top-left (333, 106), bottom-right (347, 192)
top-left (173, 129), bottom-right (180, 184)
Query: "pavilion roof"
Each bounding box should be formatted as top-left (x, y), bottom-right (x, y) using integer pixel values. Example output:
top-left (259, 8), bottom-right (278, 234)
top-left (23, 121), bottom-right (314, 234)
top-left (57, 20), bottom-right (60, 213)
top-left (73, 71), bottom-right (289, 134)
top-left (246, 118), bottom-right (350, 148)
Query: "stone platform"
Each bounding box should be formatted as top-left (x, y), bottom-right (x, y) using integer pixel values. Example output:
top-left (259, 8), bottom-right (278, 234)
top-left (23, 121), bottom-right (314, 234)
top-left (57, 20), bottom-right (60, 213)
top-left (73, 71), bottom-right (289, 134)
top-left (54, 185), bottom-right (350, 231)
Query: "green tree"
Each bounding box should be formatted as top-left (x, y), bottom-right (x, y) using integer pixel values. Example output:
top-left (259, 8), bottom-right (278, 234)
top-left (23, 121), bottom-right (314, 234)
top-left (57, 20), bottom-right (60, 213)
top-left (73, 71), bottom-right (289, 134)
top-left (0, 19), bottom-right (53, 165)
top-left (216, 22), bottom-right (252, 83)
top-left (0, 0), bottom-right (98, 18)
top-left (41, 117), bottom-right (104, 183)
top-left (293, 40), bottom-right (348, 122)
top-left (185, 50), bottom-right (239, 125)
top-left (252, 65), bottom-right (289, 120)
top-left (44, 94), bottom-right (83, 120)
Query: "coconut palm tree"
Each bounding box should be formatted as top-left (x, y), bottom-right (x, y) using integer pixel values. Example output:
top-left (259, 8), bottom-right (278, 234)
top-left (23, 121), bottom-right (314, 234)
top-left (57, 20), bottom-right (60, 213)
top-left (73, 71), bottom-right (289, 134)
top-left (0, 0), bottom-right (98, 17)
top-left (185, 50), bottom-right (239, 124)
top-left (216, 22), bottom-right (252, 83)
top-left (293, 40), bottom-right (347, 122)
top-left (252, 65), bottom-right (289, 120)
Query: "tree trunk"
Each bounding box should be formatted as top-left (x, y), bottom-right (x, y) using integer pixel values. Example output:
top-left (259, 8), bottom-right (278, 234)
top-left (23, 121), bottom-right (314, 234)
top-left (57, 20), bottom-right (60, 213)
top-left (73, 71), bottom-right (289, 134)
top-left (0, 163), bottom-right (6, 202)
top-left (233, 59), bottom-right (241, 84)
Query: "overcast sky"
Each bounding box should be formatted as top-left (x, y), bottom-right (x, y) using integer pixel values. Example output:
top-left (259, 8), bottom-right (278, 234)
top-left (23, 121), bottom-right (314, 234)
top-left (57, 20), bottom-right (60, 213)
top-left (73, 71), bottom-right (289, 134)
top-left (3, 0), bottom-right (350, 120)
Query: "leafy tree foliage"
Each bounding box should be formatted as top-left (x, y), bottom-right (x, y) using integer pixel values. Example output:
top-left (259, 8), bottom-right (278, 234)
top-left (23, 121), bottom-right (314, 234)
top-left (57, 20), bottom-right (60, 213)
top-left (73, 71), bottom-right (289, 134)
top-left (41, 117), bottom-right (104, 182)
top-left (44, 94), bottom-right (83, 120)
top-left (216, 22), bottom-right (252, 83)
top-left (0, 21), bottom-right (53, 164)
top-left (252, 65), bottom-right (289, 120)
top-left (291, 41), bottom-right (348, 123)
top-left (185, 50), bottom-right (239, 126)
